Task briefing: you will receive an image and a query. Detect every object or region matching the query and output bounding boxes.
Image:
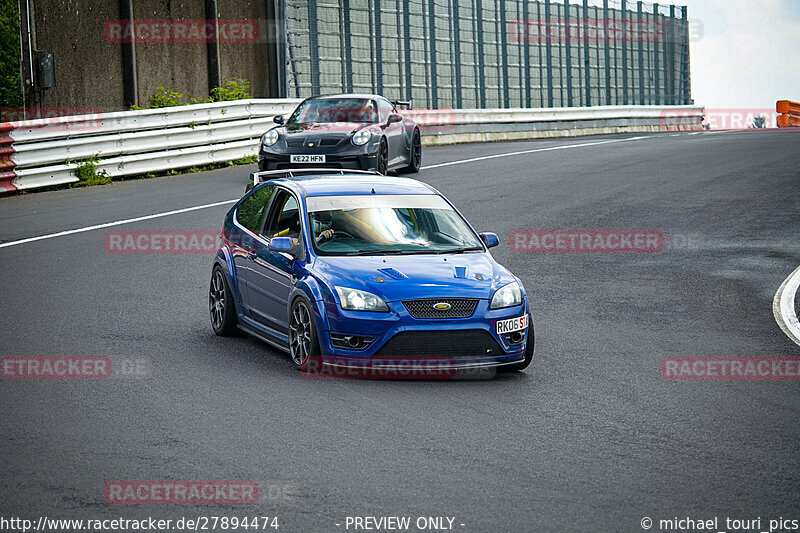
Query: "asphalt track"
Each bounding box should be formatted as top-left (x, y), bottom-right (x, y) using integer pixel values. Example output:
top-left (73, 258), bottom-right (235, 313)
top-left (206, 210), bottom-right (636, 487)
top-left (1, 130), bottom-right (799, 532)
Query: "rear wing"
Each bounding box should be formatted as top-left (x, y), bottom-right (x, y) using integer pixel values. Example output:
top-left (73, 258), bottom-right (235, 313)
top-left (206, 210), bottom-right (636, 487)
top-left (391, 100), bottom-right (412, 109)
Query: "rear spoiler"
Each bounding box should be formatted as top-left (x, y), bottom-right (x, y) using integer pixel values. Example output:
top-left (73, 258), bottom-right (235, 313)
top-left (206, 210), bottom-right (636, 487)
top-left (391, 100), bottom-right (412, 109)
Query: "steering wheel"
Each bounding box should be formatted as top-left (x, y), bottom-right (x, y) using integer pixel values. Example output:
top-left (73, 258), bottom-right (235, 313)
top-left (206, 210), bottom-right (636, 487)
top-left (330, 230), bottom-right (355, 240)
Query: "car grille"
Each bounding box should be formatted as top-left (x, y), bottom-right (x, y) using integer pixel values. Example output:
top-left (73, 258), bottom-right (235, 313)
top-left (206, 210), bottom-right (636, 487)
top-left (402, 298), bottom-right (478, 319)
top-left (284, 136), bottom-right (344, 148)
top-left (375, 330), bottom-right (503, 358)
top-left (319, 136), bottom-right (344, 146)
top-left (285, 137), bottom-right (305, 148)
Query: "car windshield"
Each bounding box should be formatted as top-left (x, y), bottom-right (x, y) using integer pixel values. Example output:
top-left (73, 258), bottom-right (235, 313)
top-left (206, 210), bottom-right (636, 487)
top-left (306, 194), bottom-right (484, 256)
top-left (288, 98), bottom-right (378, 124)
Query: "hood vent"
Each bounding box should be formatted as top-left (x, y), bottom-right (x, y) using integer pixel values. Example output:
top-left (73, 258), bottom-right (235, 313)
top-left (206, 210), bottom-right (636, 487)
top-left (453, 266), bottom-right (468, 279)
top-left (377, 267), bottom-right (408, 280)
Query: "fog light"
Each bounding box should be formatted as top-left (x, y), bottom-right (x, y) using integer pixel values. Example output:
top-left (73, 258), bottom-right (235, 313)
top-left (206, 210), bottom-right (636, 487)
top-left (330, 333), bottom-right (376, 350)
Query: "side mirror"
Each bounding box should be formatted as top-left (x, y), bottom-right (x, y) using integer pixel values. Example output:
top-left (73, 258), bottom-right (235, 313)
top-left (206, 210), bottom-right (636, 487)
top-left (387, 113), bottom-right (403, 124)
top-left (269, 237), bottom-right (293, 254)
top-left (273, 115), bottom-right (285, 125)
top-left (479, 232), bottom-right (499, 249)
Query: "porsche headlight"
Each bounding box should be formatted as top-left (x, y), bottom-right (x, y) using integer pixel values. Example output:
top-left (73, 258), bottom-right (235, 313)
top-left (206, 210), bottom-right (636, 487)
top-left (335, 286), bottom-right (389, 312)
top-left (262, 130), bottom-right (279, 147)
top-left (352, 130), bottom-right (372, 146)
top-left (490, 281), bottom-right (522, 310)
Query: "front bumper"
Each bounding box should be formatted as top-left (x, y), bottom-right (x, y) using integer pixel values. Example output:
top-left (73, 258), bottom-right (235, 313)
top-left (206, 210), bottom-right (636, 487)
top-left (317, 299), bottom-right (530, 369)
top-left (258, 147), bottom-right (379, 172)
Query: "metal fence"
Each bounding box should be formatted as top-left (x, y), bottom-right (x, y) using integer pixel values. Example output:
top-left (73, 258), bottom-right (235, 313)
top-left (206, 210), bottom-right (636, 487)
top-left (283, 0), bottom-right (691, 109)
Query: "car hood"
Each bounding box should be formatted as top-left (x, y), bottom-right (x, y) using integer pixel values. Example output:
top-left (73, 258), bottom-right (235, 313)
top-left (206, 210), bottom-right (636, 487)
top-left (283, 122), bottom-right (373, 135)
top-left (312, 253), bottom-right (517, 302)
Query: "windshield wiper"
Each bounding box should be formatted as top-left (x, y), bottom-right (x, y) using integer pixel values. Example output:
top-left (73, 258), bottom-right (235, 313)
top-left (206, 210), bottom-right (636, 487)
top-left (432, 247), bottom-right (484, 254)
top-left (342, 249), bottom-right (416, 256)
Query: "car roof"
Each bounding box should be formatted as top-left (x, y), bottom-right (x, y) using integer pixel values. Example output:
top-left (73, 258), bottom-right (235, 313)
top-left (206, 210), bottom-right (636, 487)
top-left (310, 93), bottom-right (389, 102)
top-left (267, 174), bottom-right (437, 197)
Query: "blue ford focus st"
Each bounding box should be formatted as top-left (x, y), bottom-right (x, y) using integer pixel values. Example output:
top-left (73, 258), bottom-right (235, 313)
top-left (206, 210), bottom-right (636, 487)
top-left (209, 169), bottom-right (533, 375)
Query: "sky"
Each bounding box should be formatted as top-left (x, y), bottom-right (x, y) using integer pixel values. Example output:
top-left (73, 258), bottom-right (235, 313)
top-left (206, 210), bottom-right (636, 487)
top-left (677, 0), bottom-right (800, 110)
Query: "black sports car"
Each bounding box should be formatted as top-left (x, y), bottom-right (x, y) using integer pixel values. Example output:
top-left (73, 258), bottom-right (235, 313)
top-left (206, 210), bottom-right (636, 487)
top-left (257, 94), bottom-right (422, 175)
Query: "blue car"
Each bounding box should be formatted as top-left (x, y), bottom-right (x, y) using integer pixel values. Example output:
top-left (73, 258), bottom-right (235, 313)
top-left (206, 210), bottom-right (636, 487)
top-left (209, 169), bottom-right (533, 375)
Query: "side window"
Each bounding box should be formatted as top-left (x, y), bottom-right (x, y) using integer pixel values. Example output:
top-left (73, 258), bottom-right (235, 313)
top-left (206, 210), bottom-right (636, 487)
top-left (236, 185), bottom-right (275, 233)
top-left (263, 190), bottom-right (301, 239)
top-left (377, 99), bottom-right (394, 123)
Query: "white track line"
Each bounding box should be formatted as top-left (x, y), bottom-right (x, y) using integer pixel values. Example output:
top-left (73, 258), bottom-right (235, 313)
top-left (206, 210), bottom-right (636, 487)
top-left (2, 136), bottom-right (653, 250)
top-left (773, 265), bottom-right (800, 347)
top-left (421, 137), bottom-right (646, 170)
top-left (0, 199), bottom-right (237, 249)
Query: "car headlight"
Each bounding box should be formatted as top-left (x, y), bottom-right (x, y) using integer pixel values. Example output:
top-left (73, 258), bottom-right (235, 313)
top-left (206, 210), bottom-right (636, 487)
top-left (335, 286), bottom-right (389, 312)
top-left (262, 130), bottom-right (279, 147)
top-left (352, 130), bottom-right (372, 146)
top-left (490, 281), bottom-right (523, 310)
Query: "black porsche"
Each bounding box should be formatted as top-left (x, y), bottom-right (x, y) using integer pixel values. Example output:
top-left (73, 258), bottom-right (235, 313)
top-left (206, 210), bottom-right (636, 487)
top-left (257, 94), bottom-right (422, 175)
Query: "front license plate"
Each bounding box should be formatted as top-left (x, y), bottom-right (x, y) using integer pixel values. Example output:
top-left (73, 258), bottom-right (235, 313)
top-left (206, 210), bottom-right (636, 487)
top-left (290, 154), bottom-right (326, 164)
top-left (496, 315), bottom-right (528, 334)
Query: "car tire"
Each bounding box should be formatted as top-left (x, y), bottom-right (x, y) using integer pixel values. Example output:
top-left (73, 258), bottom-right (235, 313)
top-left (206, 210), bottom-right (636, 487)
top-left (499, 314), bottom-right (534, 372)
top-left (401, 130), bottom-right (422, 173)
top-left (288, 298), bottom-right (321, 371)
top-left (377, 139), bottom-right (389, 175)
top-left (209, 266), bottom-right (239, 336)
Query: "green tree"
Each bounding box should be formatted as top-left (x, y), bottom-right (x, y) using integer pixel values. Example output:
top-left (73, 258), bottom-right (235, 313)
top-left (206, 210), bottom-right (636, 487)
top-left (0, 0), bottom-right (23, 114)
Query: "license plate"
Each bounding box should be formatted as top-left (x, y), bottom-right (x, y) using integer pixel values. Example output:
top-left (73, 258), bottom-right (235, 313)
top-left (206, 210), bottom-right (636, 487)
top-left (496, 315), bottom-right (528, 334)
top-left (290, 155), bottom-right (326, 164)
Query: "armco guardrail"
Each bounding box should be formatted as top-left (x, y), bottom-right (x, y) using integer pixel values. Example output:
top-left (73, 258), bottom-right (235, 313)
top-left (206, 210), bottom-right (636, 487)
top-left (0, 99), bottom-right (302, 193)
top-left (777, 100), bottom-right (800, 128)
top-left (412, 105), bottom-right (705, 146)
top-left (0, 101), bottom-right (704, 193)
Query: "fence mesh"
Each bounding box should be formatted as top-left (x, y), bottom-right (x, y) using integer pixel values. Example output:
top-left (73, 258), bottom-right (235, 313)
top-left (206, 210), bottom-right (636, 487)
top-left (284, 0), bottom-right (691, 109)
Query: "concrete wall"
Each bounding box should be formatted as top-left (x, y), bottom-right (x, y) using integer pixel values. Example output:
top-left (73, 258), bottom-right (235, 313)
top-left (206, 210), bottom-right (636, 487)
top-left (132, 0), bottom-right (209, 106)
top-left (17, 0), bottom-right (274, 115)
top-left (19, 0), bottom-right (125, 113)
top-left (218, 1), bottom-right (271, 99)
